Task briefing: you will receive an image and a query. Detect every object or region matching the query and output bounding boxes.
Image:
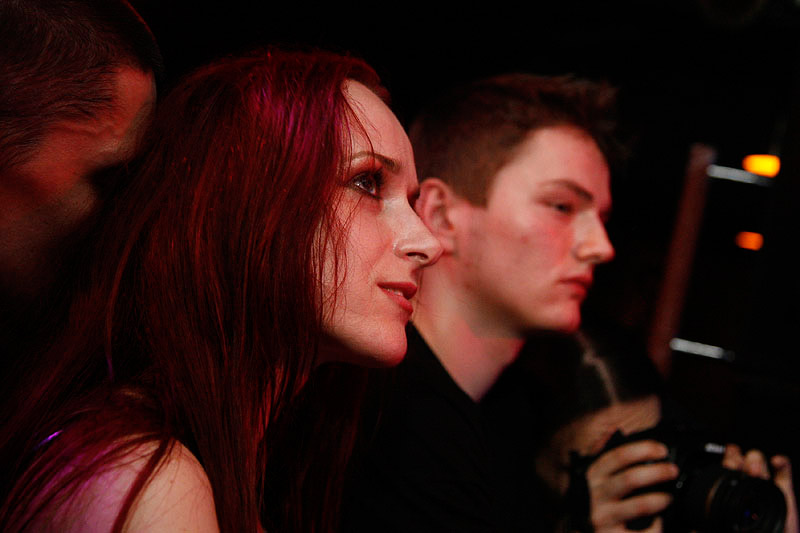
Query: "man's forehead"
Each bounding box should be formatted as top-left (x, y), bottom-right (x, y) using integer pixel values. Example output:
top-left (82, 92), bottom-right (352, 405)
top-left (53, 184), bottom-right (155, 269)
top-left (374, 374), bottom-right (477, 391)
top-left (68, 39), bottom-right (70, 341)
top-left (107, 66), bottom-right (157, 143)
top-left (13, 68), bottom-right (156, 198)
top-left (486, 127), bottom-right (610, 199)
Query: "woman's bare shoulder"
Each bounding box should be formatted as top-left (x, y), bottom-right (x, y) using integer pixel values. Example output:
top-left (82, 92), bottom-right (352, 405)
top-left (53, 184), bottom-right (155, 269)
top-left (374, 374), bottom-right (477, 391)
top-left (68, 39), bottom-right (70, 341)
top-left (123, 441), bottom-right (219, 532)
top-left (30, 440), bottom-right (219, 532)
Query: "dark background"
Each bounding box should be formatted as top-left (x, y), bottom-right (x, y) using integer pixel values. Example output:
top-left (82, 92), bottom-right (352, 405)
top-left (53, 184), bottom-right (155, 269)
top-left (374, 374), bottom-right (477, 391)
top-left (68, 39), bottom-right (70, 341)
top-left (132, 0), bottom-right (800, 460)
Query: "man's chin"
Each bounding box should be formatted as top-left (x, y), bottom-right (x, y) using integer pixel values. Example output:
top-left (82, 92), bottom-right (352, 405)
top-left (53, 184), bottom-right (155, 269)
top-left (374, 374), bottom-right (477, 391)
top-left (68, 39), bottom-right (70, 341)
top-left (543, 310), bottom-right (582, 334)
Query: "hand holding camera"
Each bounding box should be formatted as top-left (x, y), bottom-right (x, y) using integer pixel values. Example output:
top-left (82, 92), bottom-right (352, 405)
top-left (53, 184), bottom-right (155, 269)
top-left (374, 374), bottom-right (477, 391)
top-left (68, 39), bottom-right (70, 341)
top-left (721, 444), bottom-right (798, 533)
top-left (567, 425), bottom-right (791, 533)
top-left (582, 437), bottom-right (679, 532)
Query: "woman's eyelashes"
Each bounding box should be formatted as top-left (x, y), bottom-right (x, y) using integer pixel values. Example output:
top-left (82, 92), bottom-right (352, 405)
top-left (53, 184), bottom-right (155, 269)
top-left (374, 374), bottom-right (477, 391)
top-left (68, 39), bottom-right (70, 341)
top-left (350, 168), bottom-right (385, 199)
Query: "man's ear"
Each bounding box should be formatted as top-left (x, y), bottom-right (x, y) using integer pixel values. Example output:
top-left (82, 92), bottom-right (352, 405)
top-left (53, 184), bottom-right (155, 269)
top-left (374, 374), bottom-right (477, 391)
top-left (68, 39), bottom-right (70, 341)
top-left (415, 178), bottom-right (459, 253)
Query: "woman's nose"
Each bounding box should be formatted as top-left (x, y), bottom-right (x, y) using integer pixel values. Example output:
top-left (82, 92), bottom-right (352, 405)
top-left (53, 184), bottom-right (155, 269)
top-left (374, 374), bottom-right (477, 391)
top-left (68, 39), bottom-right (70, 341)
top-left (394, 208), bottom-right (443, 267)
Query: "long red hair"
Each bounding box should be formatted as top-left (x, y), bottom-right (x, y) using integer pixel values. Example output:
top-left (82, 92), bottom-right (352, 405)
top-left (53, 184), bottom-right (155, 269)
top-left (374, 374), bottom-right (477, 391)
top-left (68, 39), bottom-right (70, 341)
top-left (0, 48), bottom-right (387, 532)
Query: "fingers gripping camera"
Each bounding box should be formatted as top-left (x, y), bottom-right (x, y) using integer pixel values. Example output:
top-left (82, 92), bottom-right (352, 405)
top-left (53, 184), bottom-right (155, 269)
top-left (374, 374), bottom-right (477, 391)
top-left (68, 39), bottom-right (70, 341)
top-left (564, 424), bottom-right (787, 533)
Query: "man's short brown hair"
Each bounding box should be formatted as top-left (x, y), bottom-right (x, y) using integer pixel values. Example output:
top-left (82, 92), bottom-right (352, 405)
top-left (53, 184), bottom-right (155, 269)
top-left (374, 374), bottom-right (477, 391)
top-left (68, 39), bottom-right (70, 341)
top-left (409, 74), bottom-right (621, 205)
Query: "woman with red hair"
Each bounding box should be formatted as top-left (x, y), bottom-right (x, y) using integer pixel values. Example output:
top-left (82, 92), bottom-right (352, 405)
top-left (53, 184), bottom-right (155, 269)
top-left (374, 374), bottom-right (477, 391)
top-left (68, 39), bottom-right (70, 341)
top-left (0, 48), bottom-right (441, 532)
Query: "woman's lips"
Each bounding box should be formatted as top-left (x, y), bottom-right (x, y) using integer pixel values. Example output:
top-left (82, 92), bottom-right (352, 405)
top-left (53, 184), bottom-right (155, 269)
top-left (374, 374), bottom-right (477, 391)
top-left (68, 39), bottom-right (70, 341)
top-left (379, 282), bottom-right (417, 314)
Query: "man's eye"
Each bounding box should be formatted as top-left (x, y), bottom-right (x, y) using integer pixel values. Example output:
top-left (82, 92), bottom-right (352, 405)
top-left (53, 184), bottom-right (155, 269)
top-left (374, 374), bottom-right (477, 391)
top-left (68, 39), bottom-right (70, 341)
top-left (551, 202), bottom-right (575, 214)
top-left (350, 170), bottom-right (383, 198)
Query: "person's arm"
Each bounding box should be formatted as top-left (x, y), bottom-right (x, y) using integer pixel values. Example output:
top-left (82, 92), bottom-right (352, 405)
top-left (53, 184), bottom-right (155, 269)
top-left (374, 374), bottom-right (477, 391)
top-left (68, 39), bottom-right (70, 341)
top-left (723, 444), bottom-right (798, 533)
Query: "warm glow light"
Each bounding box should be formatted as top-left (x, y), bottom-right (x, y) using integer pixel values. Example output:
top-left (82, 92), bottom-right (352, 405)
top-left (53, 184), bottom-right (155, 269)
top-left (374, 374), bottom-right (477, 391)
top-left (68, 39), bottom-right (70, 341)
top-left (742, 154), bottom-right (780, 177)
top-left (736, 231), bottom-right (763, 251)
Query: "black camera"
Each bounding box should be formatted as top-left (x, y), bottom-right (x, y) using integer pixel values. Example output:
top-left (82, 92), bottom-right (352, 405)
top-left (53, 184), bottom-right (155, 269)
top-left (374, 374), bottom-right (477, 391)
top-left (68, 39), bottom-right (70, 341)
top-left (567, 424), bottom-right (786, 532)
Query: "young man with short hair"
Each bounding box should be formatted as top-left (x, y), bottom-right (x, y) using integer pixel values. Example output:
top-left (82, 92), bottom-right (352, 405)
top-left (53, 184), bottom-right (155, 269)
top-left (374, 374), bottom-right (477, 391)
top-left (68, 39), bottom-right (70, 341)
top-left (344, 74), bottom-right (627, 532)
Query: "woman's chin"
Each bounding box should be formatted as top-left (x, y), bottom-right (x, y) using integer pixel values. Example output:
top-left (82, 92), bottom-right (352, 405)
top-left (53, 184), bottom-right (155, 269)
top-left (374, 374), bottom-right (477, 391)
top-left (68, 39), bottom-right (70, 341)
top-left (318, 330), bottom-right (408, 367)
top-left (348, 337), bottom-right (408, 368)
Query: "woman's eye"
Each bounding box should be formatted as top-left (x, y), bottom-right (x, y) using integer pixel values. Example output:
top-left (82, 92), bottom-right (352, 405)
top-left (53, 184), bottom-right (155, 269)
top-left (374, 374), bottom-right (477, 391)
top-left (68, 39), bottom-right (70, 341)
top-left (350, 170), bottom-right (383, 198)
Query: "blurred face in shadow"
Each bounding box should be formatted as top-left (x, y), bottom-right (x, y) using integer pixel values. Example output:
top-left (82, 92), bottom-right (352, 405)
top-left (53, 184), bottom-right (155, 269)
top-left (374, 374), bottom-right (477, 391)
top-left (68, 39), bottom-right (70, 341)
top-left (319, 81), bottom-right (442, 367)
top-left (0, 66), bottom-right (156, 299)
top-left (535, 395), bottom-right (661, 496)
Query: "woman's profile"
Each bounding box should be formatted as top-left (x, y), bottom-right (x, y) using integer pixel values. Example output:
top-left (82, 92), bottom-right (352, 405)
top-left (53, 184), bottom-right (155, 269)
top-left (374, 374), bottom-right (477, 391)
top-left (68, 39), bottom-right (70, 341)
top-left (0, 48), bottom-right (441, 532)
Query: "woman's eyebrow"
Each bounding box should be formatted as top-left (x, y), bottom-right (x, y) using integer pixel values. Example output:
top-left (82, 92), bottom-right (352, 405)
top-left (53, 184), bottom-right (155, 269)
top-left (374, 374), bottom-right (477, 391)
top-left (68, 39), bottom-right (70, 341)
top-left (351, 151), bottom-right (401, 172)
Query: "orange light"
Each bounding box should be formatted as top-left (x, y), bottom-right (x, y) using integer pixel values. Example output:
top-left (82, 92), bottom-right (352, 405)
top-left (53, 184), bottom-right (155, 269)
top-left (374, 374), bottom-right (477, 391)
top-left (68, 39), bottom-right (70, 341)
top-left (736, 231), bottom-right (763, 251)
top-left (742, 154), bottom-right (780, 177)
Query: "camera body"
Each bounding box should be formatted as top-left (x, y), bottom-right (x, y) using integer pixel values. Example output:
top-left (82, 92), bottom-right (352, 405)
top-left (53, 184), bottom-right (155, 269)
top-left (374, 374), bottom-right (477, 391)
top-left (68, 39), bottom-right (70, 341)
top-left (568, 423), bottom-right (786, 532)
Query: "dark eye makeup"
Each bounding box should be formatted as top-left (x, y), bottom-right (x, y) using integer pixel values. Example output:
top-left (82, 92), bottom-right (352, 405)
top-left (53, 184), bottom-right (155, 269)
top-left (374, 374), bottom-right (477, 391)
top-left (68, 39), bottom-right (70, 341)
top-left (350, 168), bottom-right (385, 199)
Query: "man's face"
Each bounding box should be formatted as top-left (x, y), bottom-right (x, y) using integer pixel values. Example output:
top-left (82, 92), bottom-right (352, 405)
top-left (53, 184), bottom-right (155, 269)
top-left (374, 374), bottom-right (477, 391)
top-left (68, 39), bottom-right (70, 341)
top-left (0, 65), bottom-right (156, 298)
top-left (450, 125), bottom-right (614, 336)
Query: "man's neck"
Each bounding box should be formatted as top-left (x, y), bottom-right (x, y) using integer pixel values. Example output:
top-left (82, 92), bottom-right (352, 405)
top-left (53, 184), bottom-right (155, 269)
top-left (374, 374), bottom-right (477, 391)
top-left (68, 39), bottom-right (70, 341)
top-left (412, 269), bottom-right (524, 402)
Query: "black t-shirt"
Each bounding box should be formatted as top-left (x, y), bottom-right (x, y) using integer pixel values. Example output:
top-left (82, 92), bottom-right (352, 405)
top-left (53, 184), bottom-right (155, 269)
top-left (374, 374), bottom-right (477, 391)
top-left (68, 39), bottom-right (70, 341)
top-left (342, 325), bottom-right (543, 532)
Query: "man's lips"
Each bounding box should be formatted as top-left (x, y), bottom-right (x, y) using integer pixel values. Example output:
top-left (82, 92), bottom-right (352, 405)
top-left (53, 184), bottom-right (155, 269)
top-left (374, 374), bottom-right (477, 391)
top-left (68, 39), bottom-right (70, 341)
top-left (562, 275), bottom-right (592, 288)
top-left (561, 275), bottom-right (593, 297)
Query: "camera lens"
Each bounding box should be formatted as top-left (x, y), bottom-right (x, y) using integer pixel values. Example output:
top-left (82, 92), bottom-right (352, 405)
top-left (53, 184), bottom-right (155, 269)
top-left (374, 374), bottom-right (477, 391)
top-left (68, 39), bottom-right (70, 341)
top-left (677, 465), bottom-right (786, 532)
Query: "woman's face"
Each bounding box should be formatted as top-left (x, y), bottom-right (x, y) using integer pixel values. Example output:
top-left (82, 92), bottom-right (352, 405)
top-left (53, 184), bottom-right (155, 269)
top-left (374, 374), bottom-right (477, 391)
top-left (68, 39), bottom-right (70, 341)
top-left (320, 80), bottom-right (442, 366)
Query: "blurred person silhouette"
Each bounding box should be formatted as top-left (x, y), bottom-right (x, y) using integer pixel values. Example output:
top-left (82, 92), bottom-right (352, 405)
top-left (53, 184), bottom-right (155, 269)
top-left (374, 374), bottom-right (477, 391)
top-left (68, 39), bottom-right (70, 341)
top-left (0, 0), bottom-right (162, 353)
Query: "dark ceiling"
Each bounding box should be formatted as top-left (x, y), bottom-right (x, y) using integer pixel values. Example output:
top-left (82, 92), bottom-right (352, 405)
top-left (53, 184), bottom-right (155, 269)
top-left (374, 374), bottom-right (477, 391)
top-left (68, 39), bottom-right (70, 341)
top-left (133, 0), bottom-right (800, 155)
